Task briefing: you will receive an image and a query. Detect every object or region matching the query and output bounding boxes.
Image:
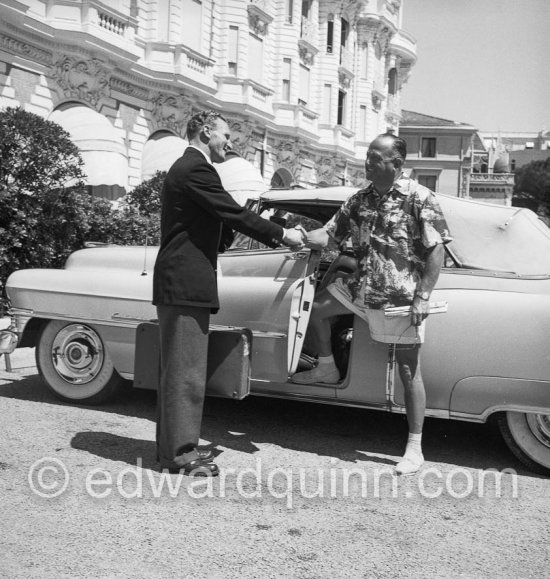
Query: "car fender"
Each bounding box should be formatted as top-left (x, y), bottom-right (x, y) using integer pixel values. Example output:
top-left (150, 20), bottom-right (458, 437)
top-left (449, 376), bottom-right (550, 421)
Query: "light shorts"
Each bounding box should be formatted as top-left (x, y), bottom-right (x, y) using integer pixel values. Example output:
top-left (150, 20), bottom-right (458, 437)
top-left (326, 277), bottom-right (425, 345)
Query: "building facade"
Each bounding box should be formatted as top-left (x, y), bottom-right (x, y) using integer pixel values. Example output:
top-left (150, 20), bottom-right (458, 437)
top-left (0, 0), bottom-right (416, 198)
top-left (480, 130), bottom-right (550, 173)
top-left (400, 110), bottom-right (515, 205)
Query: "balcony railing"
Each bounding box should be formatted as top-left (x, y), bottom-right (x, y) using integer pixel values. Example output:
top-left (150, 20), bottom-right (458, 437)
top-left (98, 12), bottom-right (126, 36)
top-left (470, 172), bottom-right (514, 183)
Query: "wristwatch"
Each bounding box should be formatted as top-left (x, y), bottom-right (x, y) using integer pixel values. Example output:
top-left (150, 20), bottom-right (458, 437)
top-left (415, 290), bottom-right (430, 301)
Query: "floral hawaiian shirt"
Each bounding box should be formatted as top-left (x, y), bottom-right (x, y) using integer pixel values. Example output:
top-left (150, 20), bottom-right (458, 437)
top-left (324, 174), bottom-right (453, 309)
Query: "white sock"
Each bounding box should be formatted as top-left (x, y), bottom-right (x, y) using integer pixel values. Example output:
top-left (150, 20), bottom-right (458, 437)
top-left (318, 354), bottom-right (335, 367)
top-left (404, 432), bottom-right (423, 458)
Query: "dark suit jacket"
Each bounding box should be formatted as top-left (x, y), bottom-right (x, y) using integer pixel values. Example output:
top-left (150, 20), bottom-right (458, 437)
top-left (153, 147), bottom-right (284, 310)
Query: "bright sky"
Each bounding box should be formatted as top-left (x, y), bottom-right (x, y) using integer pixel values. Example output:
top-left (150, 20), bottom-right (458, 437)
top-left (401, 0), bottom-right (550, 133)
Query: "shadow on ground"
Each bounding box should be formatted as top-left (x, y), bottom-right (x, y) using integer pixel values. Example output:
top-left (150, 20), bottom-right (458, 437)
top-left (0, 372), bottom-right (543, 477)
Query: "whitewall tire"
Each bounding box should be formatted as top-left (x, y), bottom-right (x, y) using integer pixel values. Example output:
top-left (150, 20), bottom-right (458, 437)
top-left (36, 320), bottom-right (124, 405)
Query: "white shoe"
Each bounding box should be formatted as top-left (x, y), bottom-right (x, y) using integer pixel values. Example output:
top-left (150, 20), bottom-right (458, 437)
top-left (395, 453), bottom-right (424, 476)
top-left (291, 365), bottom-right (340, 384)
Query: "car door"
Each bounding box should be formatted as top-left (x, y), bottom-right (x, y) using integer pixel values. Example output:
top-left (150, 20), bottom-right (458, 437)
top-left (216, 244), bottom-right (319, 383)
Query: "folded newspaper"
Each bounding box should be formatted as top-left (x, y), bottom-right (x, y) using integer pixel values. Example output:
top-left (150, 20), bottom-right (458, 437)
top-left (384, 301), bottom-right (448, 317)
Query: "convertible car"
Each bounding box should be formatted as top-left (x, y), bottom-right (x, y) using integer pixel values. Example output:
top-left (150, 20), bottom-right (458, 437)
top-left (2, 186), bottom-right (550, 475)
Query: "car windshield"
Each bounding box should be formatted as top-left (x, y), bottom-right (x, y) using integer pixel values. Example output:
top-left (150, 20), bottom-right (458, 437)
top-left (230, 193), bottom-right (550, 277)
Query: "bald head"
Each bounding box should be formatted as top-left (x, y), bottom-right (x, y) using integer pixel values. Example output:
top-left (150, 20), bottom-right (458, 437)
top-left (365, 133), bottom-right (407, 191)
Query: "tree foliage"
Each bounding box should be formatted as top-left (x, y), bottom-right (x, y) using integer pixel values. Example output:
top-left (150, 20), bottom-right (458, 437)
top-left (0, 107), bottom-right (162, 289)
top-left (123, 170), bottom-right (165, 215)
top-left (513, 158), bottom-right (550, 223)
top-left (0, 106), bottom-right (85, 192)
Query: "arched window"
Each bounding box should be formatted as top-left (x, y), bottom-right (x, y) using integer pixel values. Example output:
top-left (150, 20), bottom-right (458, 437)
top-left (271, 167), bottom-right (294, 189)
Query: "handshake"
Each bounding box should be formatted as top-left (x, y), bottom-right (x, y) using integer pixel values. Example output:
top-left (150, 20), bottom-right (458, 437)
top-left (282, 225), bottom-right (309, 249)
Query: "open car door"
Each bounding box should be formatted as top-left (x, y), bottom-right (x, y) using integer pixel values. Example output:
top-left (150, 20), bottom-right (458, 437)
top-left (216, 244), bottom-right (319, 384)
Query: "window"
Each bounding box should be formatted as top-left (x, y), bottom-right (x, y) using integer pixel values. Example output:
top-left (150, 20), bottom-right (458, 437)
top-left (228, 26), bottom-right (239, 76)
top-left (282, 58), bottom-right (291, 102)
top-left (327, 14), bottom-right (334, 53)
top-left (359, 105), bottom-right (367, 141)
top-left (340, 18), bottom-right (349, 48)
top-left (182, 0), bottom-right (202, 51)
top-left (301, 0), bottom-right (311, 19)
top-left (322, 84), bottom-right (332, 123)
top-left (286, 0), bottom-right (294, 24)
top-left (418, 175), bottom-right (437, 191)
top-left (388, 68), bottom-right (397, 95)
top-left (248, 33), bottom-right (263, 83)
top-left (421, 137), bottom-right (436, 158)
top-left (298, 64), bottom-right (309, 106)
top-left (337, 90), bottom-right (346, 126)
top-left (360, 43), bottom-right (368, 78)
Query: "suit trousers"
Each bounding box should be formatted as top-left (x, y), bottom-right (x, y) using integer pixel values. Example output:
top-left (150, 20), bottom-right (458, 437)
top-left (156, 304), bottom-right (210, 468)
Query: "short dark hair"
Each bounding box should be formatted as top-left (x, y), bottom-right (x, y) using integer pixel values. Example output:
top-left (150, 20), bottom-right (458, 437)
top-left (186, 110), bottom-right (227, 140)
top-left (381, 132), bottom-right (407, 162)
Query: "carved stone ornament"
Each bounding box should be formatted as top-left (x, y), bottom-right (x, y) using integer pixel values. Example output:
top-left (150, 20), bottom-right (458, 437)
top-left (372, 92), bottom-right (382, 111)
top-left (338, 71), bottom-right (351, 89)
top-left (249, 14), bottom-right (269, 36)
top-left (398, 61), bottom-right (413, 87)
top-left (227, 118), bottom-right (254, 155)
top-left (1, 34), bottom-right (52, 65)
top-left (151, 93), bottom-right (193, 136)
top-left (348, 166), bottom-right (366, 187)
top-left (110, 77), bottom-right (149, 101)
top-left (52, 55), bottom-right (111, 107)
top-left (317, 155), bottom-right (336, 183)
top-left (299, 45), bottom-right (315, 67)
top-left (275, 138), bottom-right (303, 180)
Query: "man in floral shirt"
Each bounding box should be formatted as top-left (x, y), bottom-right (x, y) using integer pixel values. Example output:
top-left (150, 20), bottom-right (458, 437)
top-left (292, 133), bottom-right (452, 475)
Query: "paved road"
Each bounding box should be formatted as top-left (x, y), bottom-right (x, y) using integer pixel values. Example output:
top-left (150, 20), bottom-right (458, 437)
top-left (1, 348), bottom-right (548, 578)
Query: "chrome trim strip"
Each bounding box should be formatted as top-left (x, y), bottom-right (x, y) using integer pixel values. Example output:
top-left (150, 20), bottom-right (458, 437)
top-left (452, 405), bottom-right (550, 423)
top-left (11, 311), bottom-right (287, 338)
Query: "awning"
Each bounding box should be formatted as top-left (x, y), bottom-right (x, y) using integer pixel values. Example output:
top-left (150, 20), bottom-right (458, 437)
top-left (214, 155), bottom-right (268, 206)
top-left (49, 105), bottom-right (127, 189)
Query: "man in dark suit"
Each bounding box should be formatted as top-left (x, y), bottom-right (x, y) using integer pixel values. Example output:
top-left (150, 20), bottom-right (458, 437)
top-left (153, 110), bottom-right (303, 476)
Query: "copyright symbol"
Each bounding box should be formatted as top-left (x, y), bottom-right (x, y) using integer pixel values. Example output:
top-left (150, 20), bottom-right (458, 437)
top-left (28, 457), bottom-right (70, 498)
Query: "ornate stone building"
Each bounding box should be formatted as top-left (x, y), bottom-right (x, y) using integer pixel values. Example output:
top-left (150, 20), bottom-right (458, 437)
top-left (0, 0), bottom-right (416, 198)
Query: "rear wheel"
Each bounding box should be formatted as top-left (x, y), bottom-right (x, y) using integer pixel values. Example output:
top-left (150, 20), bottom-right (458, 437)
top-left (497, 411), bottom-right (550, 475)
top-left (36, 320), bottom-right (124, 405)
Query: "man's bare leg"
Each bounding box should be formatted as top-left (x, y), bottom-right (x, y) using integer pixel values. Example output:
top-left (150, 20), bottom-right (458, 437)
top-left (394, 344), bottom-right (426, 474)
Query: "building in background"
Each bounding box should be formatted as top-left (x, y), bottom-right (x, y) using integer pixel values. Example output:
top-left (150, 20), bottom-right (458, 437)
top-left (400, 110), bottom-right (515, 205)
top-left (0, 0), bottom-right (416, 198)
top-left (480, 131), bottom-right (550, 173)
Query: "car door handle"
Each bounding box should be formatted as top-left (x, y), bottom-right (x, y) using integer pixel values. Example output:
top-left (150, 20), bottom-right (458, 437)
top-left (286, 251), bottom-right (309, 260)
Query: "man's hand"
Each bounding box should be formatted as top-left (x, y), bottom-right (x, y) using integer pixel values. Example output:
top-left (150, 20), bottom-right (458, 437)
top-left (282, 226), bottom-right (307, 249)
top-left (304, 227), bottom-right (329, 250)
top-left (411, 295), bottom-right (430, 326)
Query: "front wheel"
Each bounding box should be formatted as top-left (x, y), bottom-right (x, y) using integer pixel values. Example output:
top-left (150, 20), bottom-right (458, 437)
top-left (36, 320), bottom-right (124, 405)
top-left (497, 411), bottom-right (550, 475)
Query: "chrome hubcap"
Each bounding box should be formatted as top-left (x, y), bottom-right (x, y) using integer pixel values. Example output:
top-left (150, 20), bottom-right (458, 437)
top-left (51, 324), bottom-right (104, 384)
top-left (526, 414), bottom-right (550, 449)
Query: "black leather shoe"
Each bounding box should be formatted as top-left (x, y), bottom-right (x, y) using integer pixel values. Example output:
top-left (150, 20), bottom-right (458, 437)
top-left (195, 447), bottom-right (213, 461)
top-left (161, 459), bottom-right (219, 477)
